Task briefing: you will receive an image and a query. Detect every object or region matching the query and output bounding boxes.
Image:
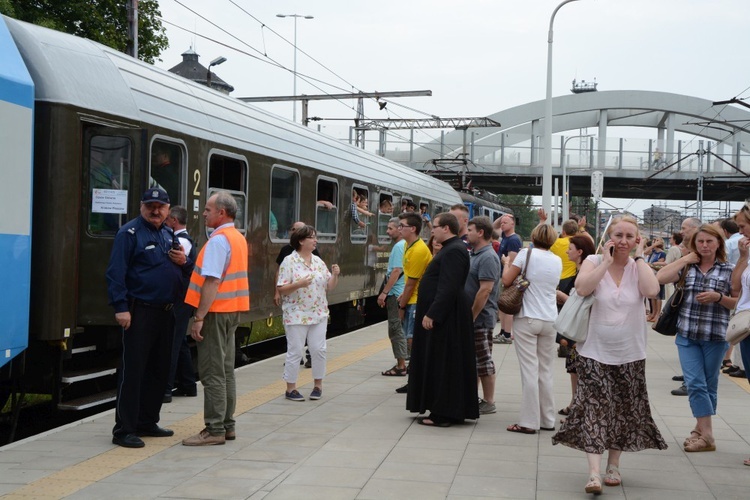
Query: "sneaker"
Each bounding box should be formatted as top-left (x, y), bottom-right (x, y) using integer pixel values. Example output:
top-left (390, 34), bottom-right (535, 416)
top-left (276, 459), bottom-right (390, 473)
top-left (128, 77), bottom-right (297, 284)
top-left (493, 335), bottom-right (513, 344)
top-left (672, 375), bottom-right (684, 381)
top-left (478, 398), bottom-right (496, 415)
top-left (671, 383), bottom-right (688, 396)
top-left (309, 387), bottom-right (322, 400)
top-left (182, 429), bottom-right (225, 446)
top-left (285, 389), bottom-right (305, 401)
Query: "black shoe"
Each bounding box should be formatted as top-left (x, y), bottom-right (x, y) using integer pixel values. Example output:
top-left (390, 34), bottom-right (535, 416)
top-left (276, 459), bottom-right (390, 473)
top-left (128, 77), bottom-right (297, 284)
top-left (113, 433), bottom-right (145, 448)
top-left (163, 394), bottom-right (173, 404)
top-left (136, 426), bottom-right (175, 437)
top-left (671, 383), bottom-right (688, 396)
top-left (395, 384), bottom-right (408, 394)
top-left (723, 365), bottom-right (740, 374)
top-left (729, 369), bottom-right (746, 378)
top-left (174, 387), bottom-right (198, 397)
top-left (300, 358), bottom-right (305, 365)
top-left (672, 375), bottom-right (684, 382)
top-left (305, 359), bottom-right (312, 368)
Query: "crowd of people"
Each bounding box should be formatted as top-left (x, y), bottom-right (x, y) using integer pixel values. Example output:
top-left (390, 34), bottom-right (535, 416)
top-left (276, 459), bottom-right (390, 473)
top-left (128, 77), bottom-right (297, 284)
top-left (106, 190), bottom-right (750, 487)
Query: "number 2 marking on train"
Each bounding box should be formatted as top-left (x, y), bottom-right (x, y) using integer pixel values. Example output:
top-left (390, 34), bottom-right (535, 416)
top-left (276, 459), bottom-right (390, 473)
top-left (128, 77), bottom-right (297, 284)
top-left (193, 169), bottom-right (201, 196)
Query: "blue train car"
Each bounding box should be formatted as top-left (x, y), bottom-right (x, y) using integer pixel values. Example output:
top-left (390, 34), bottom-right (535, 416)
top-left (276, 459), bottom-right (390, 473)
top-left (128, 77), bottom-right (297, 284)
top-left (0, 18), bottom-right (33, 373)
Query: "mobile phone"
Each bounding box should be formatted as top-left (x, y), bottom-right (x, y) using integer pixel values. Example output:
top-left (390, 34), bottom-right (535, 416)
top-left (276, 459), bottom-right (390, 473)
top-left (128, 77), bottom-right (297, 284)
top-left (609, 246), bottom-right (614, 256)
top-left (171, 239), bottom-right (181, 251)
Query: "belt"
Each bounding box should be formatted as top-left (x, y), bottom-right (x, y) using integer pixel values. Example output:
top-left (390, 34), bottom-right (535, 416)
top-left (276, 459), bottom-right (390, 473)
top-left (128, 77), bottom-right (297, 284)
top-left (132, 299), bottom-right (174, 311)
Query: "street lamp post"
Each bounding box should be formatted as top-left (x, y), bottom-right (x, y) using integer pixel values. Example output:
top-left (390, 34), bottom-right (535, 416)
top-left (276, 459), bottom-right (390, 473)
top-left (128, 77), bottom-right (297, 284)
top-left (206, 56), bottom-right (227, 89)
top-left (543, 0), bottom-right (583, 218)
top-left (277, 13), bottom-right (314, 123)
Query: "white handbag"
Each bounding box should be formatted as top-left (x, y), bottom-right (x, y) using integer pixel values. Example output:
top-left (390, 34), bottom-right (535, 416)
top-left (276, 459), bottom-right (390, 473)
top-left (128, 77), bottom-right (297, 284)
top-left (554, 289), bottom-right (594, 343)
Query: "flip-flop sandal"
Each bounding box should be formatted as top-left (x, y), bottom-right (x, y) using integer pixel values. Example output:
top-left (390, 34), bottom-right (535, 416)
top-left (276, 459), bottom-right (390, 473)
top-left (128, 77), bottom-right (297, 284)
top-left (558, 407), bottom-right (570, 415)
top-left (604, 464), bottom-right (621, 486)
top-left (683, 430), bottom-right (701, 447)
top-left (722, 359), bottom-right (733, 368)
top-left (381, 365), bottom-right (407, 376)
top-left (585, 474), bottom-right (602, 494)
top-left (506, 424), bottom-right (536, 434)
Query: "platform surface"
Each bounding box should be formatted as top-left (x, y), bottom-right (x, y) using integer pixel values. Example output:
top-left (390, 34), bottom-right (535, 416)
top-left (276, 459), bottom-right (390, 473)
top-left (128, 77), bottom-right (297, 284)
top-left (2, 321), bottom-right (750, 499)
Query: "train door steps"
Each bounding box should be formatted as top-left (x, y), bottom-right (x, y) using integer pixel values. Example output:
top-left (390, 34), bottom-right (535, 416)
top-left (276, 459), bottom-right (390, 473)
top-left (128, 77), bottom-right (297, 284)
top-left (57, 388), bottom-right (116, 411)
top-left (61, 368), bottom-right (117, 384)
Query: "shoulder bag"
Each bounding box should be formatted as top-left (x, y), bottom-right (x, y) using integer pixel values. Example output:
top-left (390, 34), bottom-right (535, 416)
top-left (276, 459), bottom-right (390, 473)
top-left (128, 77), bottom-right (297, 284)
top-left (554, 288), bottom-right (594, 343)
top-left (726, 288), bottom-right (750, 345)
top-left (652, 266), bottom-right (688, 336)
top-left (498, 248), bottom-right (532, 316)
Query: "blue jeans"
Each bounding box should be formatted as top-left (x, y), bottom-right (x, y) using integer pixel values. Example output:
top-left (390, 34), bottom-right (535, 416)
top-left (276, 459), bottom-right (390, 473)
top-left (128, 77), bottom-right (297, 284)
top-left (402, 304), bottom-right (416, 340)
top-left (675, 335), bottom-right (727, 418)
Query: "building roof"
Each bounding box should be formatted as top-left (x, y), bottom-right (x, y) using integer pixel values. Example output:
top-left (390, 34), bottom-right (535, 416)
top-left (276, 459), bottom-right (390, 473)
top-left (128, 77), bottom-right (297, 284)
top-left (167, 48), bottom-right (234, 94)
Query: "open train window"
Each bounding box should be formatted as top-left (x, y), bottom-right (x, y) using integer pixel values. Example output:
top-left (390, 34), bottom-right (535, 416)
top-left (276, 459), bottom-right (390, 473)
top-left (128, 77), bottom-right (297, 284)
top-left (316, 177), bottom-right (338, 242)
top-left (87, 135), bottom-right (132, 236)
top-left (149, 138), bottom-right (185, 205)
top-left (419, 201), bottom-right (432, 240)
top-left (350, 184), bottom-right (370, 243)
top-left (377, 192), bottom-right (394, 244)
top-left (208, 151), bottom-right (248, 233)
top-left (271, 166), bottom-right (299, 241)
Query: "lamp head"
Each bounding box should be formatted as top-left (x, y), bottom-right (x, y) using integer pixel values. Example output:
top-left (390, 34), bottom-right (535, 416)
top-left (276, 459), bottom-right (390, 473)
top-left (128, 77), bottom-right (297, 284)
top-left (210, 56), bottom-right (227, 67)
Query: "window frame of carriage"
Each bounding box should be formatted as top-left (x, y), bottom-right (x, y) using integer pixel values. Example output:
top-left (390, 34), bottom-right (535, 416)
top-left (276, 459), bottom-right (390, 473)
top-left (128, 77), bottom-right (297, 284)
top-left (377, 191), bottom-right (394, 244)
top-left (315, 175), bottom-right (339, 243)
top-left (268, 164), bottom-right (301, 243)
top-left (206, 149), bottom-right (249, 236)
top-left (350, 183), bottom-right (369, 244)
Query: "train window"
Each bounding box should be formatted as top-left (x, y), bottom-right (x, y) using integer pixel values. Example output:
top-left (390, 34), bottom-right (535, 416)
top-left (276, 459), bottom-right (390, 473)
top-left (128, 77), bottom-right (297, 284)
top-left (350, 185), bottom-right (370, 243)
top-left (419, 201), bottom-right (432, 240)
top-left (271, 166), bottom-right (299, 241)
top-left (87, 135), bottom-right (132, 236)
top-left (377, 193), bottom-right (394, 243)
top-left (208, 152), bottom-right (248, 233)
top-left (149, 139), bottom-right (185, 205)
top-left (316, 177), bottom-right (338, 242)
top-left (400, 196), bottom-right (414, 215)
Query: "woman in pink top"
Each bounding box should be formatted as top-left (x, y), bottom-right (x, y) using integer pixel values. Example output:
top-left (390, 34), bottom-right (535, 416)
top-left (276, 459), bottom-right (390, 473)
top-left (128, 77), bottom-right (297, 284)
top-left (552, 216), bottom-right (667, 495)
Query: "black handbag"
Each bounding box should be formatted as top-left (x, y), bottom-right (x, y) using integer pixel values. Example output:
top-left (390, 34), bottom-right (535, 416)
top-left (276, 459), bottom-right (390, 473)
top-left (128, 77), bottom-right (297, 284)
top-left (652, 267), bottom-right (688, 336)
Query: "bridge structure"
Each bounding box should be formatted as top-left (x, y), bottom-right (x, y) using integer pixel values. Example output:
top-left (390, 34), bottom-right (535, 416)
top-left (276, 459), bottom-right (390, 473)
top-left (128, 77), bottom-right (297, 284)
top-left (381, 90), bottom-right (750, 202)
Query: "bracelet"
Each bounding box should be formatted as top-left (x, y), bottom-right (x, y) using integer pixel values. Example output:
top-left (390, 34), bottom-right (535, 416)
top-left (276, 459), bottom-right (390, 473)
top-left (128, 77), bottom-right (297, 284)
top-left (716, 293), bottom-right (723, 303)
top-left (193, 317), bottom-right (204, 323)
top-left (634, 256), bottom-right (644, 262)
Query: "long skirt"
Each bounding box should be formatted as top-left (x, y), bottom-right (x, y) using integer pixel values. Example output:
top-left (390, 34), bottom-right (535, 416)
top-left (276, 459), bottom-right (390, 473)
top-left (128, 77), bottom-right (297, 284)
top-left (552, 356), bottom-right (668, 454)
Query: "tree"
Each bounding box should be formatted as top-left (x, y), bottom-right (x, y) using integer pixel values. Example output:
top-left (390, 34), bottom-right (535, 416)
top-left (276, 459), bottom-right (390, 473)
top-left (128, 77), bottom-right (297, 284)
top-left (0, 1), bottom-right (168, 64)
top-left (497, 194), bottom-right (536, 240)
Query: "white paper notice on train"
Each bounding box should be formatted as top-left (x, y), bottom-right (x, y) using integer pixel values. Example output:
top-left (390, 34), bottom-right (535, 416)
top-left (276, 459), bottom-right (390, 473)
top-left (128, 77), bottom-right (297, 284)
top-left (92, 188), bottom-right (128, 214)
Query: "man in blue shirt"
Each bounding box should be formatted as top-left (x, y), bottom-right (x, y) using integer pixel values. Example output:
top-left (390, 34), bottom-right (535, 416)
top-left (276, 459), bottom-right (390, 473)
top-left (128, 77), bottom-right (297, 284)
top-left (106, 188), bottom-right (194, 448)
top-left (378, 217), bottom-right (407, 376)
top-left (494, 214), bottom-right (522, 344)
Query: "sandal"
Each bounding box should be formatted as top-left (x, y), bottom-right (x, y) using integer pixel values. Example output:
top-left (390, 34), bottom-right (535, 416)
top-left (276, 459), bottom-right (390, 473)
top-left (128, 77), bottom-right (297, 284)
top-left (722, 359), bottom-right (733, 368)
top-left (683, 430), bottom-right (701, 447)
top-left (417, 415), bottom-right (452, 427)
top-left (558, 407), bottom-right (570, 416)
top-left (585, 473), bottom-right (602, 495)
top-left (506, 424), bottom-right (536, 434)
top-left (381, 365), bottom-right (407, 376)
top-left (684, 436), bottom-right (716, 452)
top-left (603, 464), bottom-right (621, 486)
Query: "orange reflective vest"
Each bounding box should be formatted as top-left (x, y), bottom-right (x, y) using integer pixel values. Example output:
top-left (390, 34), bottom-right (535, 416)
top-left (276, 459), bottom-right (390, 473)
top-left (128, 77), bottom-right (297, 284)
top-left (185, 225), bottom-right (250, 312)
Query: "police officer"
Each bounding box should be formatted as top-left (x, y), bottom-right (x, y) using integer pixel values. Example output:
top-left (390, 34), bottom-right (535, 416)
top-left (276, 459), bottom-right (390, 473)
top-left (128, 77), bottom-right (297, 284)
top-left (106, 188), bottom-right (194, 448)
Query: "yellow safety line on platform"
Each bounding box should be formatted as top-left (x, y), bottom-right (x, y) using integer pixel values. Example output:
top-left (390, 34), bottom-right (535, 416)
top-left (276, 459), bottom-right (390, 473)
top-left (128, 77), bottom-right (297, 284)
top-left (725, 371), bottom-right (750, 393)
top-left (4, 337), bottom-right (390, 499)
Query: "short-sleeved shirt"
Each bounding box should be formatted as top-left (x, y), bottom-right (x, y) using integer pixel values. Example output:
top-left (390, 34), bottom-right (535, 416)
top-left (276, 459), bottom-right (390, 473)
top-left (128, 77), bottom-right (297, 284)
top-left (465, 244), bottom-right (501, 328)
top-left (277, 251), bottom-right (332, 325)
top-left (403, 238), bottom-right (432, 304)
top-left (550, 236), bottom-right (576, 280)
top-left (512, 248), bottom-right (561, 322)
top-left (499, 232), bottom-right (522, 272)
top-left (726, 233), bottom-right (742, 265)
top-left (201, 223), bottom-right (233, 278)
top-left (676, 261), bottom-right (734, 342)
top-left (386, 239), bottom-right (406, 297)
top-left (275, 244), bottom-right (319, 266)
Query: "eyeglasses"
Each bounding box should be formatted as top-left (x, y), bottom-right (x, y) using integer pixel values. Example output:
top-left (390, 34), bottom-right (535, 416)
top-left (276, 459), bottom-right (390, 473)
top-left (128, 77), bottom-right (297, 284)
top-left (398, 223), bottom-right (413, 229)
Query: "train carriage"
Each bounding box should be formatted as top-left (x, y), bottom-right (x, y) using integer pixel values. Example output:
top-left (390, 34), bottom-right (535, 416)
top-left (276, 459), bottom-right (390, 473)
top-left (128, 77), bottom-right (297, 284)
top-left (0, 16), bottom-right (461, 412)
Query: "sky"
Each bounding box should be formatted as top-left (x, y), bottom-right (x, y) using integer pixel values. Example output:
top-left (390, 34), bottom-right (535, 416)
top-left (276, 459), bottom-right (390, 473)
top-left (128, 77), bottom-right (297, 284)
top-left (154, 0), bottom-right (750, 220)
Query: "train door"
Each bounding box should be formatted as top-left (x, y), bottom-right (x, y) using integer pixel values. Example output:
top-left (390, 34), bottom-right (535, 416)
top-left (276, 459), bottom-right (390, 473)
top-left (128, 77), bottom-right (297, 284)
top-left (78, 126), bottom-right (144, 325)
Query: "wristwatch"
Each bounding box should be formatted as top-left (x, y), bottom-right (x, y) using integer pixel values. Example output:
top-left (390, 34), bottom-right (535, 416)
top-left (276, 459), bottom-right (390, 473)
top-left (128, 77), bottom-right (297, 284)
top-left (634, 256), bottom-right (644, 262)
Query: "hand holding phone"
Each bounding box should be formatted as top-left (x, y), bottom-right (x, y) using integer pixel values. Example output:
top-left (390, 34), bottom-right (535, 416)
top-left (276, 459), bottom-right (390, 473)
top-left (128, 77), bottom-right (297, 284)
top-left (171, 239), bottom-right (181, 251)
top-left (609, 246), bottom-right (614, 256)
